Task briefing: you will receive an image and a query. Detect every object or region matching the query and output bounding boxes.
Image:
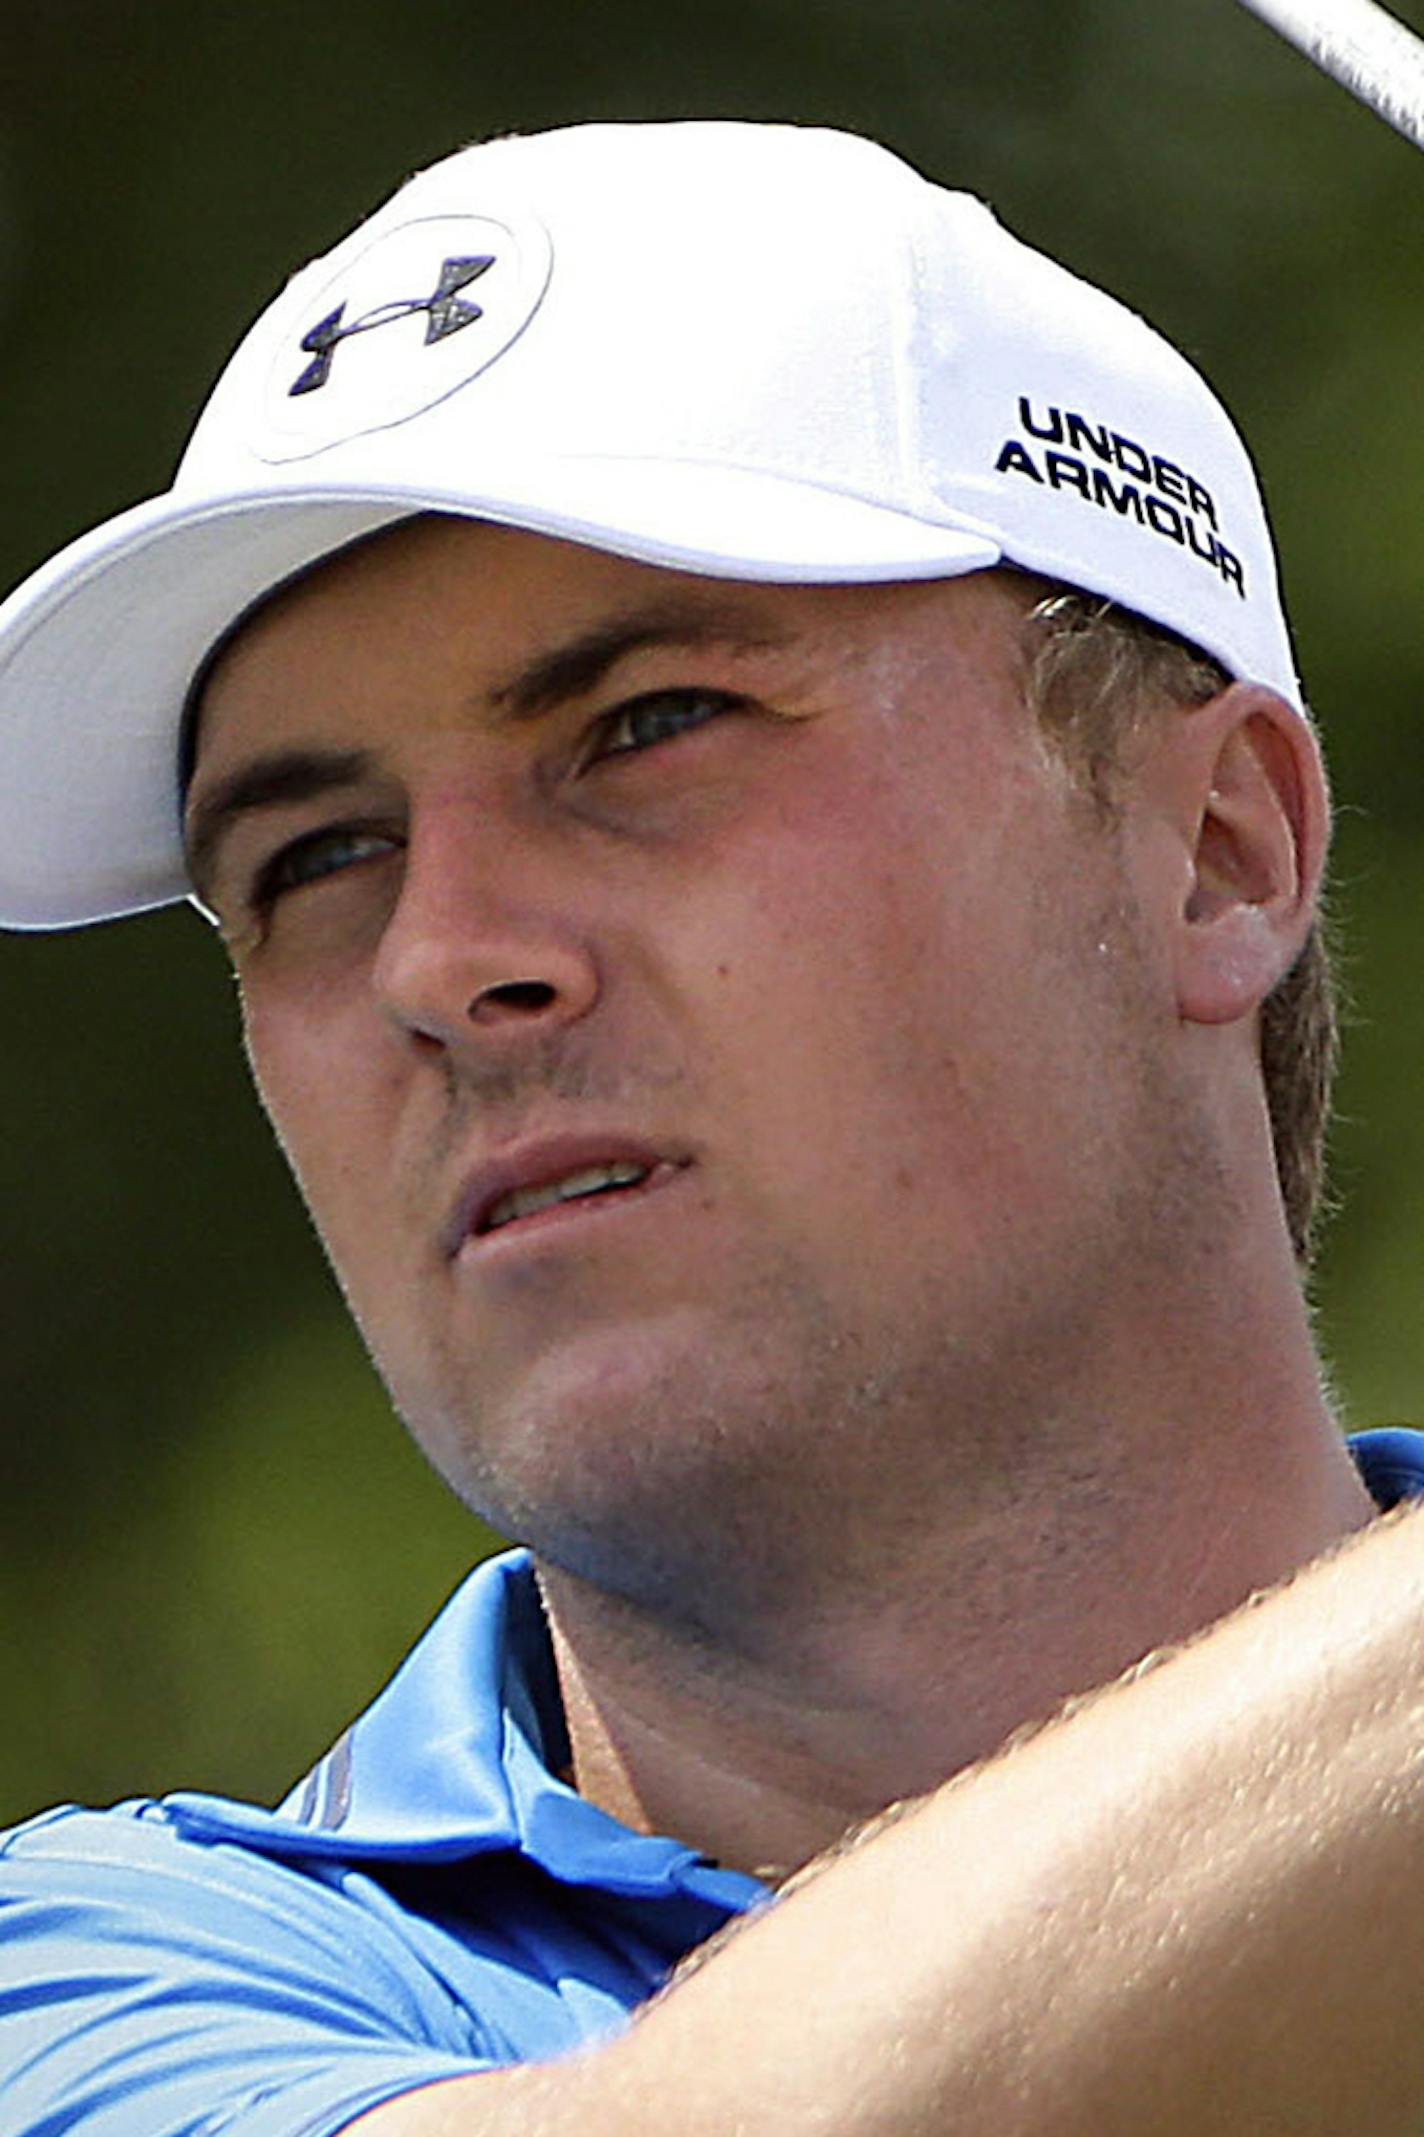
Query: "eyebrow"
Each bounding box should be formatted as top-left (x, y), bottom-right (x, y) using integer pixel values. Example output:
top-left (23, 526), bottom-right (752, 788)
top-left (183, 598), bottom-right (792, 897)
top-left (485, 600), bottom-right (791, 723)
top-left (184, 748), bottom-right (373, 901)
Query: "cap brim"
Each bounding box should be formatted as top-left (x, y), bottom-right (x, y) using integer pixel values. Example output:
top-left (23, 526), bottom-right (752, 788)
top-left (0, 464), bottom-right (1002, 929)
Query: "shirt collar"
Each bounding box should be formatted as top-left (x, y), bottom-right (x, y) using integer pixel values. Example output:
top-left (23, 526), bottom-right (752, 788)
top-left (163, 1547), bottom-right (765, 1916)
top-left (1347, 1425), bottom-right (1424, 1509)
top-left (162, 1430), bottom-right (1424, 1903)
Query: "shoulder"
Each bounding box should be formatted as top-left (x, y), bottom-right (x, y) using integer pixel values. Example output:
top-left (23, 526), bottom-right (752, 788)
top-left (0, 1801), bottom-right (525, 2137)
top-left (0, 1548), bottom-right (758, 2133)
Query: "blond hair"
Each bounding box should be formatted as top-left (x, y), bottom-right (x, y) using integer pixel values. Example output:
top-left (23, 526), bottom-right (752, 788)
top-left (1017, 583), bottom-right (1335, 1267)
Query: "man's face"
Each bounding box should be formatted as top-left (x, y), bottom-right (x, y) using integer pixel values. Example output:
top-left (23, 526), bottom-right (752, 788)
top-left (188, 519), bottom-right (1191, 1622)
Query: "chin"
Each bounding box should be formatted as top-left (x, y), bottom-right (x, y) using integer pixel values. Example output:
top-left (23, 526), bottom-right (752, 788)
top-left (399, 1334), bottom-right (826, 1621)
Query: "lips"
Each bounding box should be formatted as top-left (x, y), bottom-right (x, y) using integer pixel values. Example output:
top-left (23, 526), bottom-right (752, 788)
top-left (483, 1158), bottom-right (653, 1232)
top-left (444, 1134), bottom-right (689, 1256)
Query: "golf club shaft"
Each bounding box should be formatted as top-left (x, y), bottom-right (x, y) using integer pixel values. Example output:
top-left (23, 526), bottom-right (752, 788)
top-left (1233, 0), bottom-right (1424, 151)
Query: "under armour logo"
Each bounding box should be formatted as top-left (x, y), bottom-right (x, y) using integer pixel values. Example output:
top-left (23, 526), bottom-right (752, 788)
top-left (289, 255), bottom-right (496, 396)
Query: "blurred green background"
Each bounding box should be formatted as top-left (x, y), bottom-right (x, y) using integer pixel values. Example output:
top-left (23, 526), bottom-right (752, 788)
top-left (2, 0), bottom-right (1422, 1825)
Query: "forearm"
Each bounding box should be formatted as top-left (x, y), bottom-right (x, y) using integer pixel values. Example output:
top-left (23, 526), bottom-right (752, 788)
top-left (364, 1500), bottom-right (1424, 2135)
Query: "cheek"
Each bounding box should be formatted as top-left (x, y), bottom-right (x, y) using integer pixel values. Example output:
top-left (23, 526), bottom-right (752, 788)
top-left (239, 981), bottom-right (404, 1250)
top-left (678, 787), bottom-right (1137, 1268)
top-left (669, 810), bottom-right (988, 1173)
top-left (684, 755), bottom-right (1036, 1086)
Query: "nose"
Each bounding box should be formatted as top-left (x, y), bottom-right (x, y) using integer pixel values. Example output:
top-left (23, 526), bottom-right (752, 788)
top-left (371, 803), bottom-right (601, 1054)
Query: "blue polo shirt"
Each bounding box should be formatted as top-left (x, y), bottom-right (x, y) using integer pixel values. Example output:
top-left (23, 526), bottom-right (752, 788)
top-left (0, 1549), bottom-right (765, 2136)
top-left (1, 1427), bottom-right (1420, 2137)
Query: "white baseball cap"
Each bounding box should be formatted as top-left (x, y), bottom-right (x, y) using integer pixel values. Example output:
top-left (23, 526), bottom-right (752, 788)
top-left (0, 118), bottom-right (1301, 929)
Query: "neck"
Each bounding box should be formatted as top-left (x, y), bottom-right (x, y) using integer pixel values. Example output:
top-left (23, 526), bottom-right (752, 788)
top-left (537, 1304), bottom-right (1372, 1881)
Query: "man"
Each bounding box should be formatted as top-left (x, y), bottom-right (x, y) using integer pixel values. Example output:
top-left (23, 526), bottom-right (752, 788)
top-left (0, 117), bottom-right (1420, 2135)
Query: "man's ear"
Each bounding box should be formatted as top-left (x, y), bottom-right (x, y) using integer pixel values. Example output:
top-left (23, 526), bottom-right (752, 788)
top-left (1167, 683), bottom-right (1329, 1028)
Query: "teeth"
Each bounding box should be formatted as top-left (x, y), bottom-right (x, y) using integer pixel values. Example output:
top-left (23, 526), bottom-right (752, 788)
top-left (485, 1161), bottom-right (652, 1232)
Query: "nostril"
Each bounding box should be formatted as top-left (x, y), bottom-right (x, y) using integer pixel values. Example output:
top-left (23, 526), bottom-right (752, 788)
top-left (468, 978), bottom-right (559, 1021)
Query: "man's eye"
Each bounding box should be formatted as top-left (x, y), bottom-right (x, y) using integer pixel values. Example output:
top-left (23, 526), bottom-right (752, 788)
top-left (253, 825), bottom-right (397, 907)
top-left (587, 688), bottom-right (745, 764)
